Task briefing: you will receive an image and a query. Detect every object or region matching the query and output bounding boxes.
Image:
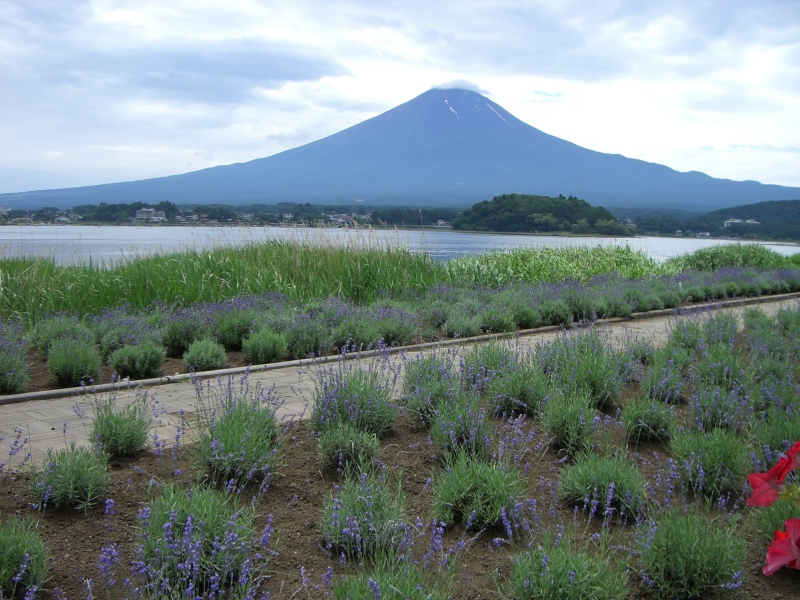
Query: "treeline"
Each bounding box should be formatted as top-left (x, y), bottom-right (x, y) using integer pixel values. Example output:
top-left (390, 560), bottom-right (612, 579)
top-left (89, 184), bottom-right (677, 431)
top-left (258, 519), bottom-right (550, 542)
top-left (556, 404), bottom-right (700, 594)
top-left (370, 207), bottom-right (460, 227)
top-left (452, 194), bottom-right (633, 235)
top-left (73, 201), bottom-right (181, 222)
top-left (635, 200), bottom-right (800, 241)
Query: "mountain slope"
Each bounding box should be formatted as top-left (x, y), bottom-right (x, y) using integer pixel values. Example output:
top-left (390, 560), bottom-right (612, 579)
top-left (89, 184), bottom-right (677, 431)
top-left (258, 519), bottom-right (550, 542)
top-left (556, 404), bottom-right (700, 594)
top-left (3, 88), bottom-right (799, 211)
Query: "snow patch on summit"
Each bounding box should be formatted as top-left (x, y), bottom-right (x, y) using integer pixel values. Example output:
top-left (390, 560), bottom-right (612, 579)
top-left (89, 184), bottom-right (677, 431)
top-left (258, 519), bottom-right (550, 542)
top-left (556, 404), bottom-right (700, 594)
top-left (444, 97), bottom-right (459, 118)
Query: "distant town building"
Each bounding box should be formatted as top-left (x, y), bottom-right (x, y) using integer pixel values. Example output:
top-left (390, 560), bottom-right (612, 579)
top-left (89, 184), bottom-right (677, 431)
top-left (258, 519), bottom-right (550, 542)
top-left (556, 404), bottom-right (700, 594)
top-left (724, 218), bottom-right (760, 227)
top-left (135, 208), bottom-right (167, 222)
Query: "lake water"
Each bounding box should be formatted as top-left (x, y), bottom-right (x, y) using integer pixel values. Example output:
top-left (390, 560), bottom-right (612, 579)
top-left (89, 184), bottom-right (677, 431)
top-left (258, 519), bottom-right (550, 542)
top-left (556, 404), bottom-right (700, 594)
top-left (0, 225), bottom-right (797, 265)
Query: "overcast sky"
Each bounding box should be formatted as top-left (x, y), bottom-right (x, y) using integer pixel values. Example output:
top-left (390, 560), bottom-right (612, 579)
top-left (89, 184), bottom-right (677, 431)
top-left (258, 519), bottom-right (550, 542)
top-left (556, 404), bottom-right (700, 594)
top-left (1, 0), bottom-right (799, 195)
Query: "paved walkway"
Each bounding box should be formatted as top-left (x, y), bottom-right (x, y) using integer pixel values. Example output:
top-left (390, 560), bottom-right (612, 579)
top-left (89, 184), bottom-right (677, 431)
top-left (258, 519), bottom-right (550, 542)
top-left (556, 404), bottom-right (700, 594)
top-left (2, 294), bottom-right (798, 469)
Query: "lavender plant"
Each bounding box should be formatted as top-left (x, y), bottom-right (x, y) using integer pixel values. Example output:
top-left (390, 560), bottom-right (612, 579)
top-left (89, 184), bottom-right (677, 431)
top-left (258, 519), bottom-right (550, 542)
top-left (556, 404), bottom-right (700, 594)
top-left (669, 428), bottom-right (750, 500)
top-left (540, 390), bottom-right (597, 454)
top-left (430, 389), bottom-right (492, 459)
top-left (689, 385), bottom-right (750, 432)
top-left (509, 534), bottom-right (627, 600)
top-left (136, 482), bottom-right (262, 596)
top-left (47, 338), bottom-right (102, 387)
top-left (311, 362), bottom-right (397, 437)
top-left (0, 322), bottom-right (29, 394)
top-left (108, 341), bottom-right (166, 380)
top-left (318, 423), bottom-right (380, 471)
top-left (30, 314), bottom-right (94, 358)
top-left (620, 397), bottom-right (675, 443)
top-left (0, 516), bottom-right (50, 599)
top-left (641, 346), bottom-right (690, 404)
top-left (212, 308), bottom-right (258, 351)
top-left (184, 338), bottom-right (227, 372)
top-left (559, 453), bottom-right (647, 521)
top-left (486, 358), bottom-right (550, 416)
top-left (194, 377), bottom-right (283, 488)
top-left (320, 468), bottom-right (407, 560)
top-left (432, 451), bottom-right (523, 530)
top-left (91, 390), bottom-right (151, 456)
top-left (29, 441), bottom-right (109, 511)
top-left (637, 511), bottom-right (745, 599)
top-left (331, 556), bottom-right (451, 600)
top-left (242, 329), bottom-right (288, 364)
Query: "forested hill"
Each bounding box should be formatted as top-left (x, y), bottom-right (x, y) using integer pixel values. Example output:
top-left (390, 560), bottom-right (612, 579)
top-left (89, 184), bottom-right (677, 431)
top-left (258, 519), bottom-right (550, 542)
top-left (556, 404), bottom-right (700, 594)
top-left (704, 200), bottom-right (800, 223)
top-left (451, 194), bottom-right (633, 235)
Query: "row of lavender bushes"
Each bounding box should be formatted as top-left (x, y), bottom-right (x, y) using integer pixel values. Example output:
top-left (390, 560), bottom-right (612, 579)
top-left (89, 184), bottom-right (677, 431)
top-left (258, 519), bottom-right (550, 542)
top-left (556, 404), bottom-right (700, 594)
top-left (2, 265), bottom-right (800, 394)
top-left (3, 303), bottom-right (800, 597)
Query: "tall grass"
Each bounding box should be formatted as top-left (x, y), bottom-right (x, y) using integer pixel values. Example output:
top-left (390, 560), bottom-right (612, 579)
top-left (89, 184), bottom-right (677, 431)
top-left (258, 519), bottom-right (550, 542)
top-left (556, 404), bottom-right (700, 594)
top-left (0, 239), bottom-right (441, 322)
top-left (444, 245), bottom-right (661, 287)
top-left (663, 243), bottom-right (790, 272)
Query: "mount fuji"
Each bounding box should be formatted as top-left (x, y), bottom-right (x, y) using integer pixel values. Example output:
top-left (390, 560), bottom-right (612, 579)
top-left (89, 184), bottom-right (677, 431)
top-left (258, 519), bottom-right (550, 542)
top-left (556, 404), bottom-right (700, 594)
top-left (3, 87), bottom-right (799, 211)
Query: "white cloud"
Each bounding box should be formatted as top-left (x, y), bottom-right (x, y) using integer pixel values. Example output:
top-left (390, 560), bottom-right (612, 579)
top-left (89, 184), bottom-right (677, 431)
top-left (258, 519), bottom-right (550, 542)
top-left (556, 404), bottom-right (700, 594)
top-left (0, 0), bottom-right (799, 193)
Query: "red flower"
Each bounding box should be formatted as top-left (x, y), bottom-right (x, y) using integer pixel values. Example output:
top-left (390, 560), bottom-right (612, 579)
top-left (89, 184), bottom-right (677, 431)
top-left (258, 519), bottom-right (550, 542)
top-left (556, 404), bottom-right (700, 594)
top-left (763, 518), bottom-right (800, 576)
top-left (747, 442), bottom-right (800, 508)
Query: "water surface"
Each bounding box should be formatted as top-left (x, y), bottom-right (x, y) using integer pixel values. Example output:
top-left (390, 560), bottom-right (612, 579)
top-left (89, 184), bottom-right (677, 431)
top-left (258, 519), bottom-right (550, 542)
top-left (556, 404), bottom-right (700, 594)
top-left (0, 225), bottom-right (796, 266)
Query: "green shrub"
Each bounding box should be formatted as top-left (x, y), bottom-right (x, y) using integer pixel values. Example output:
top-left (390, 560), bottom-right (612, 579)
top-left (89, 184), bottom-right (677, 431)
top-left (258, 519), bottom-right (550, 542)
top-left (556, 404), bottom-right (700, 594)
top-left (0, 516), bottom-right (50, 599)
top-left (477, 307), bottom-right (517, 334)
top-left (695, 342), bottom-right (742, 391)
top-left (311, 366), bottom-right (397, 437)
top-left (559, 453), bottom-right (647, 520)
top-left (621, 397), bottom-right (674, 442)
top-left (91, 392), bottom-right (151, 456)
top-left (242, 330), bottom-right (288, 364)
top-left (31, 315), bottom-right (94, 358)
top-left (638, 511), bottom-right (745, 599)
top-left (443, 313), bottom-right (481, 338)
top-left (161, 314), bottom-right (203, 357)
top-left (213, 309), bottom-right (257, 351)
top-left (139, 483), bottom-right (256, 591)
top-left (47, 338), bottom-right (102, 387)
top-left (320, 469), bottom-right (407, 560)
top-left (318, 423), bottom-right (380, 471)
top-left (541, 391), bottom-right (597, 454)
top-left (664, 243), bottom-right (788, 271)
top-left (670, 428), bottom-right (750, 499)
top-left (509, 536), bottom-right (627, 600)
top-left (195, 391), bottom-right (281, 486)
top-left (667, 318), bottom-right (704, 352)
top-left (108, 341), bottom-right (165, 380)
top-left (29, 442), bottom-right (109, 511)
top-left (432, 451), bottom-right (523, 530)
top-left (183, 338), bottom-right (227, 372)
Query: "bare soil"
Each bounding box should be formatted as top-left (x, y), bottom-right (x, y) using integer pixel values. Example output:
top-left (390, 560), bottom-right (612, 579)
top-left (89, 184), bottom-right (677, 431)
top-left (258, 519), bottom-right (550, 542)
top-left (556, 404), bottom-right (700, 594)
top-left (2, 397), bottom-right (799, 598)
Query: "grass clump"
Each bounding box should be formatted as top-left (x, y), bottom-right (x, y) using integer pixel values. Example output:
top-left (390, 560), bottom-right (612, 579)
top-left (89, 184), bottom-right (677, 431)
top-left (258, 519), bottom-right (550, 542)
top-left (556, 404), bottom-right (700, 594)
top-left (47, 338), bottom-right (102, 387)
top-left (559, 453), bottom-right (647, 520)
top-left (320, 468), bottom-right (407, 560)
top-left (311, 365), bottom-right (397, 437)
top-left (432, 451), bottom-right (523, 530)
top-left (242, 330), bottom-right (288, 364)
top-left (637, 511), bottom-right (745, 598)
top-left (621, 397), bottom-right (675, 443)
top-left (91, 392), bottom-right (151, 456)
top-left (29, 442), bottom-right (109, 511)
top-left (108, 341), bottom-right (166, 380)
top-left (509, 535), bottom-right (627, 600)
top-left (318, 423), bottom-right (380, 471)
top-left (183, 338), bottom-right (227, 372)
top-left (0, 515), bottom-right (50, 599)
top-left (138, 482), bottom-right (260, 594)
top-left (670, 428), bottom-right (750, 500)
top-left (541, 391), bottom-right (597, 454)
top-left (664, 242), bottom-right (789, 272)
